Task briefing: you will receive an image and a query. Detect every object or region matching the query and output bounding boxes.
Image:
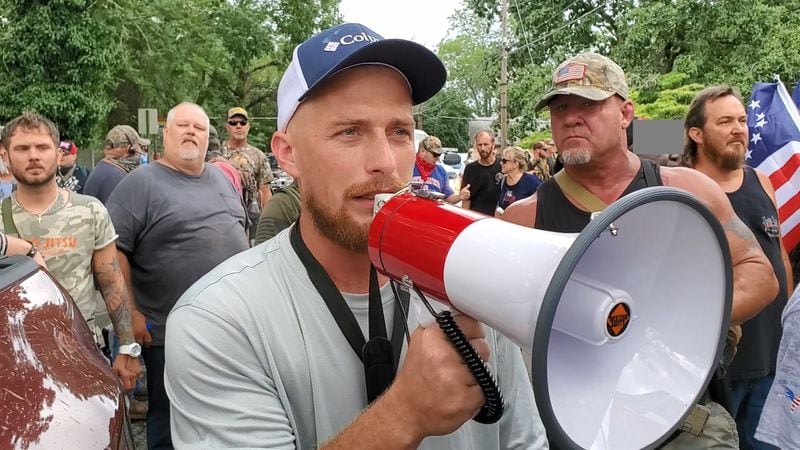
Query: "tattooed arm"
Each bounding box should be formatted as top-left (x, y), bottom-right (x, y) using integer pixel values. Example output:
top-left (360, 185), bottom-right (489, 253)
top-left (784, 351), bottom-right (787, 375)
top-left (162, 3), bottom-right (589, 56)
top-left (664, 167), bottom-right (779, 325)
top-left (116, 250), bottom-right (151, 347)
top-left (93, 242), bottom-right (141, 390)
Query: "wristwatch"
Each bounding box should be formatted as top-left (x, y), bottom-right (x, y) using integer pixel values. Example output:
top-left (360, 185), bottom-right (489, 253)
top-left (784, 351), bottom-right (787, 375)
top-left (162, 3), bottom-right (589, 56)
top-left (26, 242), bottom-right (38, 258)
top-left (118, 343), bottom-right (142, 358)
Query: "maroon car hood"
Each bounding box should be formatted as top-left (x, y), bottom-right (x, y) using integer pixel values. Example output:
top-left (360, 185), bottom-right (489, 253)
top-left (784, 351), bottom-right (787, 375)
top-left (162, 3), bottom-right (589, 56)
top-left (0, 263), bottom-right (125, 449)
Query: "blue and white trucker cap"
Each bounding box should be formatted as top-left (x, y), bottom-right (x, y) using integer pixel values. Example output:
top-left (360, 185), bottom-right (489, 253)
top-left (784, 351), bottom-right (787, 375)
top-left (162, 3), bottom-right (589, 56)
top-left (277, 23), bottom-right (447, 131)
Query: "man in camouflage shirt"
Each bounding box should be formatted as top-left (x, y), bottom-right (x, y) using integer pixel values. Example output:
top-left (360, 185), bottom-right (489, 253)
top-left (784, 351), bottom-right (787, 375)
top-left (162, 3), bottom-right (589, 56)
top-left (529, 141), bottom-right (552, 181)
top-left (0, 112), bottom-right (141, 391)
top-left (221, 107), bottom-right (273, 241)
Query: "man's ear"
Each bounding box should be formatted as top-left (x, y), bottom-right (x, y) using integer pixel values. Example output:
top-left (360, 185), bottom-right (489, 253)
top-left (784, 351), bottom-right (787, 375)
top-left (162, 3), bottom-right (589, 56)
top-left (271, 131), bottom-right (299, 179)
top-left (688, 127), bottom-right (703, 146)
top-left (621, 99), bottom-right (635, 128)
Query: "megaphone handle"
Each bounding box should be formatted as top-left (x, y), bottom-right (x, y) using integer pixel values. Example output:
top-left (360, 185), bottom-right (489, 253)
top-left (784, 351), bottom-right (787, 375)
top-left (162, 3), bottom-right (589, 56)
top-left (412, 286), bottom-right (505, 425)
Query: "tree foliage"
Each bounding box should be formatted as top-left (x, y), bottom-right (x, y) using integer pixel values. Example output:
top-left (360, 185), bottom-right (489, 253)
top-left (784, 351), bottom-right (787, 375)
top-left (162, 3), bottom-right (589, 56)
top-left (451, 0), bottom-right (800, 143)
top-left (416, 89), bottom-right (473, 151)
top-left (0, 0), bottom-right (125, 144)
top-left (0, 0), bottom-right (340, 153)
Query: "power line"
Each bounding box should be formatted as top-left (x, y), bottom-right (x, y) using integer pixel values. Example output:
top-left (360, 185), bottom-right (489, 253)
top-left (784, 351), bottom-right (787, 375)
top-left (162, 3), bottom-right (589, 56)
top-left (510, 3), bottom-right (604, 56)
top-left (512, 0), bottom-right (536, 67)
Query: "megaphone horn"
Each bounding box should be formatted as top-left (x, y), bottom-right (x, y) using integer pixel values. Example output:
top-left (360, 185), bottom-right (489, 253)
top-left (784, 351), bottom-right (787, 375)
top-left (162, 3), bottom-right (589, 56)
top-left (368, 186), bottom-right (732, 450)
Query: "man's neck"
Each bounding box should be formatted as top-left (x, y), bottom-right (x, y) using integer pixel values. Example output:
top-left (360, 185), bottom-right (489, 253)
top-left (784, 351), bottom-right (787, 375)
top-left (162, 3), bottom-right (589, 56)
top-left (297, 215), bottom-right (385, 294)
top-left (157, 155), bottom-right (204, 176)
top-left (478, 154), bottom-right (496, 166)
top-left (693, 154), bottom-right (743, 192)
top-left (565, 149), bottom-right (640, 205)
top-left (15, 182), bottom-right (59, 210)
top-left (226, 138), bottom-right (247, 150)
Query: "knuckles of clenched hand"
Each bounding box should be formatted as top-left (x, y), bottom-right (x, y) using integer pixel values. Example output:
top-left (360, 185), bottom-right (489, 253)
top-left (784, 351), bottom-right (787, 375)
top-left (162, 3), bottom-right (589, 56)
top-left (386, 316), bottom-right (489, 437)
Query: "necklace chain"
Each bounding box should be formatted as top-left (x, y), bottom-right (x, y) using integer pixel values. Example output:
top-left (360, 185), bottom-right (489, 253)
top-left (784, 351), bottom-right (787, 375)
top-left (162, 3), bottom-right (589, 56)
top-left (13, 189), bottom-right (62, 224)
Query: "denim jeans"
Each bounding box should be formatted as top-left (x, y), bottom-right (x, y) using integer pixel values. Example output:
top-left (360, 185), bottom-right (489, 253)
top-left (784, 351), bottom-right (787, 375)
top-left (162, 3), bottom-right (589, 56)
top-left (728, 374), bottom-right (779, 450)
top-left (143, 346), bottom-right (173, 450)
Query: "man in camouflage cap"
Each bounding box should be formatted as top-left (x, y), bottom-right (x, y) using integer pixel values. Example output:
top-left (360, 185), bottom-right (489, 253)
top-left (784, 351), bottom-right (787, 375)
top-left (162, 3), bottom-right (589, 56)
top-left (534, 52), bottom-right (629, 112)
top-left (221, 107), bottom-right (273, 241)
top-left (84, 125), bottom-right (149, 204)
top-left (502, 52), bottom-right (778, 449)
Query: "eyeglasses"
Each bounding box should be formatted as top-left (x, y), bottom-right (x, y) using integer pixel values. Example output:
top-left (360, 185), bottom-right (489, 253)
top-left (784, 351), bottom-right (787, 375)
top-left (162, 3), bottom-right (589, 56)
top-left (228, 120), bottom-right (248, 127)
top-left (501, 158), bottom-right (513, 164)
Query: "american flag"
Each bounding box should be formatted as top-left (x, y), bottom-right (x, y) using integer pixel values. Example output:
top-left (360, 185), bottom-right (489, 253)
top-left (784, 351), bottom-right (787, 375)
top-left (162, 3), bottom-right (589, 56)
top-left (554, 63), bottom-right (586, 84)
top-left (746, 79), bottom-right (800, 252)
top-left (785, 387), bottom-right (800, 412)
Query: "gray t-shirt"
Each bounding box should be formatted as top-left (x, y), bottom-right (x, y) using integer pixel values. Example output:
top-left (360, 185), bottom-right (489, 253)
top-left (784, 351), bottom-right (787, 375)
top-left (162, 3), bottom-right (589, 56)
top-left (755, 287), bottom-right (800, 448)
top-left (106, 162), bottom-right (248, 345)
top-left (165, 228), bottom-right (548, 449)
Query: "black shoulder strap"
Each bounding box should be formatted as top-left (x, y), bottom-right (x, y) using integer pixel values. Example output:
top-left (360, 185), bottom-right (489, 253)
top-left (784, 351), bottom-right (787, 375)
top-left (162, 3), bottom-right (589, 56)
top-left (641, 158), bottom-right (661, 186)
top-left (2, 197), bottom-right (19, 237)
top-left (289, 223), bottom-right (366, 359)
top-left (289, 222), bottom-right (407, 403)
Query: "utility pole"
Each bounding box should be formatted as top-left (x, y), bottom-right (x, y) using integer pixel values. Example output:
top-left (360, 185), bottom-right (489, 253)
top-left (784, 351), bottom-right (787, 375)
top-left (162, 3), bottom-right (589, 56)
top-left (499, 0), bottom-right (509, 147)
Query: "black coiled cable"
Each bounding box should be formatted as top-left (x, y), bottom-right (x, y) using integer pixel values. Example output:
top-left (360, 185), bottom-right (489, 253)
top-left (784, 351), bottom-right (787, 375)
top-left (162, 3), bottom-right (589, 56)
top-left (412, 285), bottom-right (505, 424)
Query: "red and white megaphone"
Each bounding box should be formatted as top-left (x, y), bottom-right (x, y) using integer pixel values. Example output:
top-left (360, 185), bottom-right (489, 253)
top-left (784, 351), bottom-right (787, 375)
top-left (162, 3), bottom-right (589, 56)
top-left (368, 186), bottom-right (732, 450)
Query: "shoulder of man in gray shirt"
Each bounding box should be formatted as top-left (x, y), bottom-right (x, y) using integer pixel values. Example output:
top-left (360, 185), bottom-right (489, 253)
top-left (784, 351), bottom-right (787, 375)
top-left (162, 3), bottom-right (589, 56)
top-left (105, 162), bottom-right (249, 345)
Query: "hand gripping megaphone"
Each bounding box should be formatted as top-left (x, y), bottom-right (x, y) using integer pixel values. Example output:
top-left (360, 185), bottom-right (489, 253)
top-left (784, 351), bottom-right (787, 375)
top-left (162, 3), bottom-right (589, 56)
top-left (368, 187), bottom-right (732, 450)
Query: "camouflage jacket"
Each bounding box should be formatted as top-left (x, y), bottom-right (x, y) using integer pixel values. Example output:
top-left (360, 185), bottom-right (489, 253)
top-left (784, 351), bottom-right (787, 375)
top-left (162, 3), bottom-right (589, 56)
top-left (530, 158), bottom-right (551, 181)
top-left (220, 142), bottom-right (273, 211)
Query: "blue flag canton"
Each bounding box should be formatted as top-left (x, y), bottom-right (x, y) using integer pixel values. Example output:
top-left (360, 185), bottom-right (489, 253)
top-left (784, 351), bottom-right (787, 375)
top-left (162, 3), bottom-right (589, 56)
top-left (747, 82), bottom-right (800, 168)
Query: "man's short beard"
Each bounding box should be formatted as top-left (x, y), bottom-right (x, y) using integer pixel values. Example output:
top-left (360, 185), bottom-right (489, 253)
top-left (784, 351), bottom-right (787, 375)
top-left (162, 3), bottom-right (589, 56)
top-left (179, 146), bottom-right (201, 161)
top-left (11, 166), bottom-right (56, 187)
top-left (306, 193), bottom-right (369, 253)
top-left (304, 176), bottom-right (405, 253)
top-left (561, 147), bottom-right (592, 166)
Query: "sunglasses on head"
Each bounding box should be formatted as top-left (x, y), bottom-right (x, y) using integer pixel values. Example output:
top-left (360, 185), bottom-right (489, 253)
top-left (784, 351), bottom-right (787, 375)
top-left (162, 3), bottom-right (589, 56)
top-left (228, 119), bottom-right (248, 127)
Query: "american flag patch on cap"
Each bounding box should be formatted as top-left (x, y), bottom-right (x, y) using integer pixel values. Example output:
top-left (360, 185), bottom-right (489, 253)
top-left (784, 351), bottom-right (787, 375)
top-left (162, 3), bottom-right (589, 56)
top-left (554, 63), bottom-right (586, 84)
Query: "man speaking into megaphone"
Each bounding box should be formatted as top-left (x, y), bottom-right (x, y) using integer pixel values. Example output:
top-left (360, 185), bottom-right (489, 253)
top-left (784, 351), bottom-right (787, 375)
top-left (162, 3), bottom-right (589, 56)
top-left (163, 23), bottom-right (548, 449)
top-left (502, 53), bottom-right (779, 448)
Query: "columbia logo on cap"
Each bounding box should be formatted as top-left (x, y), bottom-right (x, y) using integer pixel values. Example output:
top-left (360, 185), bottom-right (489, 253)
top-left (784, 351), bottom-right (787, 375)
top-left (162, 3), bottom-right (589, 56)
top-left (275, 23), bottom-right (446, 132)
top-left (323, 32), bottom-right (380, 53)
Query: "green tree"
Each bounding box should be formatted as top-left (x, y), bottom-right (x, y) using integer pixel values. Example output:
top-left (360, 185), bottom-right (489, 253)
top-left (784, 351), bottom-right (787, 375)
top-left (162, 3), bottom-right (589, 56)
top-left (614, 0), bottom-right (800, 93)
top-left (109, 0), bottom-right (341, 150)
top-left (467, 0), bottom-right (634, 66)
top-left (0, 0), bottom-right (125, 144)
top-left (632, 72), bottom-right (703, 120)
top-left (437, 8), bottom-right (499, 117)
top-left (416, 89), bottom-right (473, 151)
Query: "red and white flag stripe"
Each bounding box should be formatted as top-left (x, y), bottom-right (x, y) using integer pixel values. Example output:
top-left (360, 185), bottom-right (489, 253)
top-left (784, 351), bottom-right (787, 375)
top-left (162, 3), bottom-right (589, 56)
top-left (754, 82), bottom-right (800, 252)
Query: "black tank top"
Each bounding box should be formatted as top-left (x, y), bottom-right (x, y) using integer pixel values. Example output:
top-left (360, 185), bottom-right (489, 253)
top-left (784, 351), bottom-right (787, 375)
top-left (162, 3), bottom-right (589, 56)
top-left (726, 166), bottom-right (788, 380)
top-left (534, 158), bottom-right (662, 232)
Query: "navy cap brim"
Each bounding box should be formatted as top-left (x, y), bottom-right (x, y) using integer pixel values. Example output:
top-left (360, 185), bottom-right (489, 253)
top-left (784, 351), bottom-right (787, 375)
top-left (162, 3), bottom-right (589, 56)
top-left (298, 39), bottom-right (446, 106)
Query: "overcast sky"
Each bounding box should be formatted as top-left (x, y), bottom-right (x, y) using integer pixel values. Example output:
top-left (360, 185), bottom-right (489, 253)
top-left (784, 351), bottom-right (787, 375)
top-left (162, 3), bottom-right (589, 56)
top-left (338, 0), bottom-right (463, 50)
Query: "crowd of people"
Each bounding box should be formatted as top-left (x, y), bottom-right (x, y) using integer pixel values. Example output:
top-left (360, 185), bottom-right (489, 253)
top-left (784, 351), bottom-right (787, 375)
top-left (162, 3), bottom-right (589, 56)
top-left (1, 20), bottom-right (798, 450)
